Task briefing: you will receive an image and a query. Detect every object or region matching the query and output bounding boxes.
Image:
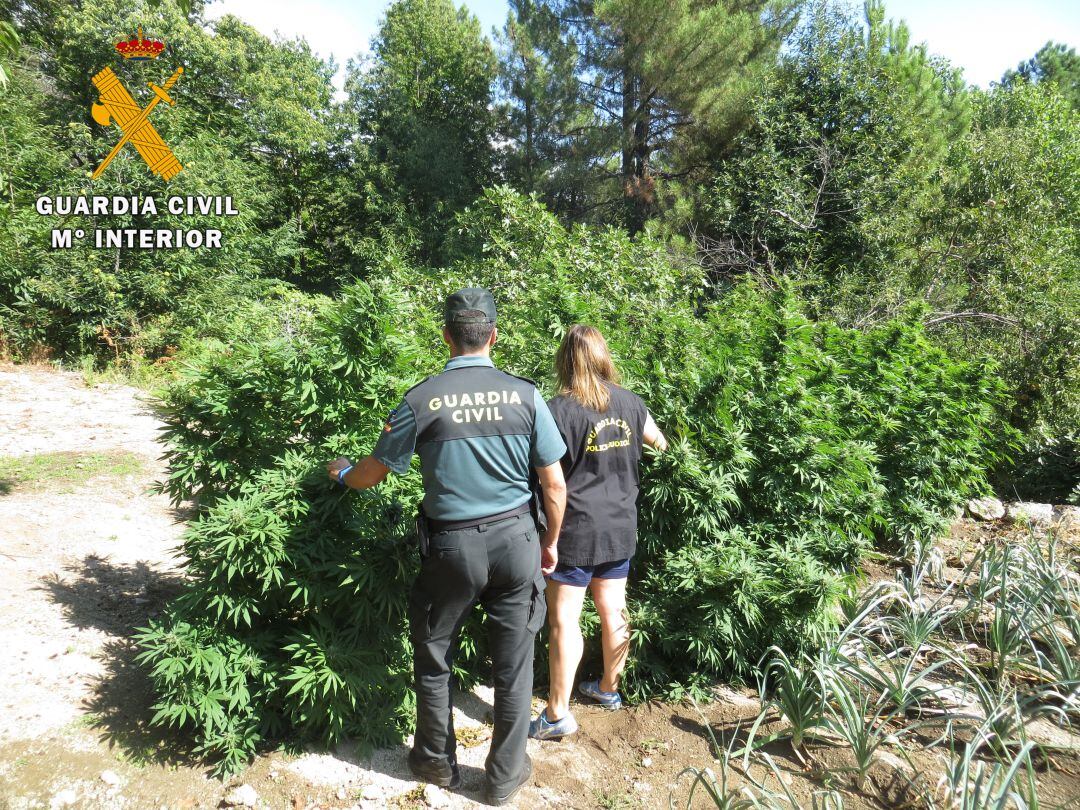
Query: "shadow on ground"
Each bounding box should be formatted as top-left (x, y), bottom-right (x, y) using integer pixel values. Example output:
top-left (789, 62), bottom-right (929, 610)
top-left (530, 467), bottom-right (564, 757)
top-left (41, 554), bottom-right (184, 635)
top-left (453, 687), bottom-right (495, 726)
top-left (40, 554), bottom-right (194, 767)
top-left (36, 553), bottom-right (507, 789)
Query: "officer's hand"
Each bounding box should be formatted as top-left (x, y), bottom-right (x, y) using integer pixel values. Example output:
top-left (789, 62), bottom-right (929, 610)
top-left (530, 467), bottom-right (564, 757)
top-left (327, 456), bottom-right (352, 482)
top-left (540, 539), bottom-right (558, 576)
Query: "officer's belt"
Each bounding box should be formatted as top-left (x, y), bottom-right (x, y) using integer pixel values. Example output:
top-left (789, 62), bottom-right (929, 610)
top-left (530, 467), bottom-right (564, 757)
top-left (427, 501), bottom-right (532, 534)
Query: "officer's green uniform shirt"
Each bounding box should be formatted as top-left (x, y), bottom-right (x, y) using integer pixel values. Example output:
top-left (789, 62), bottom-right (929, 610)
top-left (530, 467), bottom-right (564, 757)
top-left (373, 355), bottom-right (566, 521)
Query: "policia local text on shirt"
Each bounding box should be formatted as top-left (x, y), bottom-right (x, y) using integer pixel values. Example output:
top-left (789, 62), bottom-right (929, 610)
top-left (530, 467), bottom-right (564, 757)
top-left (326, 288), bottom-right (568, 806)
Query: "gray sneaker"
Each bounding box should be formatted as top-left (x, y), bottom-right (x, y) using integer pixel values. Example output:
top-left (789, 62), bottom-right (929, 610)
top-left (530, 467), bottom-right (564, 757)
top-left (528, 709), bottom-right (578, 740)
top-left (578, 680), bottom-right (623, 709)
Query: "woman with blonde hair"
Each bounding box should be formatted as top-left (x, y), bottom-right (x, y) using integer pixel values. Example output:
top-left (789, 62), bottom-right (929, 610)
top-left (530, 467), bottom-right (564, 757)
top-left (529, 325), bottom-right (667, 740)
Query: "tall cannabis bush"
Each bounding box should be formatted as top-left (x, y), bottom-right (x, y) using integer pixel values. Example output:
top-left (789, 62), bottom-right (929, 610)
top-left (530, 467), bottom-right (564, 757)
top-left (137, 188), bottom-right (1010, 771)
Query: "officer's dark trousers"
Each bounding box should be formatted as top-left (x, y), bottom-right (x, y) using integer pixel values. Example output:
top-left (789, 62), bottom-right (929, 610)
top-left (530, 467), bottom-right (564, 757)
top-left (408, 511), bottom-right (546, 790)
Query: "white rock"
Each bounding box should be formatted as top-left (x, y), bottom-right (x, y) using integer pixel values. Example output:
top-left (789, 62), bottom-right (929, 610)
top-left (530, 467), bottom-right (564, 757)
top-left (967, 497), bottom-right (1005, 521)
top-left (1007, 502), bottom-right (1054, 527)
top-left (49, 789), bottom-right (78, 809)
top-left (286, 752), bottom-right (367, 786)
top-left (872, 750), bottom-right (911, 773)
top-left (100, 769), bottom-right (121, 786)
top-left (223, 783), bottom-right (259, 807)
top-left (934, 684), bottom-right (979, 713)
top-left (1025, 717), bottom-right (1078, 749)
top-left (336, 787), bottom-right (348, 801)
top-left (641, 756), bottom-right (653, 767)
top-left (423, 783), bottom-right (450, 808)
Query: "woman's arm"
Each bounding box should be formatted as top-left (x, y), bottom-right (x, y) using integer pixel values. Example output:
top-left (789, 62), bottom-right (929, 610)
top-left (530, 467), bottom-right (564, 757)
top-left (643, 412), bottom-right (668, 452)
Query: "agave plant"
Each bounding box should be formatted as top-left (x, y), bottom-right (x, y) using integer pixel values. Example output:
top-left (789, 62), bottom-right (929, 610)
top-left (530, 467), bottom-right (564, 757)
top-left (835, 581), bottom-right (903, 653)
top-left (819, 675), bottom-right (910, 791)
top-left (956, 543), bottom-right (1044, 690)
top-left (838, 635), bottom-right (953, 718)
top-left (967, 687), bottom-right (1029, 760)
top-left (958, 544), bottom-right (1010, 626)
top-left (1028, 624), bottom-right (1080, 718)
top-left (674, 764), bottom-right (760, 810)
top-left (741, 647), bottom-right (832, 767)
top-left (1019, 535), bottom-right (1080, 648)
top-left (985, 594), bottom-right (1041, 690)
top-left (899, 539), bottom-right (949, 596)
top-left (674, 736), bottom-right (844, 810)
top-left (936, 740), bottom-right (1037, 810)
top-left (953, 670), bottom-right (1071, 762)
top-left (888, 590), bottom-right (960, 655)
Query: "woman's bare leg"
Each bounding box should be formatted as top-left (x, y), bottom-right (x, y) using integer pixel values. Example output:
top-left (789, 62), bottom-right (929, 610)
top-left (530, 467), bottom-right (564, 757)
top-left (589, 577), bottom-right (630, 693)
top-left (544, 580), bottom-right (588, 720)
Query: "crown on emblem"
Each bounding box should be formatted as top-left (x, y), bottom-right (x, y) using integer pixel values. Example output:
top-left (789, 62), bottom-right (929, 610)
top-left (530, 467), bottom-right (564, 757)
top-left (115, 26), bottom-right (165, 60)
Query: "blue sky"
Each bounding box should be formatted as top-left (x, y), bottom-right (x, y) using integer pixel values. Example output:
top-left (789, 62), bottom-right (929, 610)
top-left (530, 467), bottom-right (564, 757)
top-left (205, 0), bottom-right (1080, 93)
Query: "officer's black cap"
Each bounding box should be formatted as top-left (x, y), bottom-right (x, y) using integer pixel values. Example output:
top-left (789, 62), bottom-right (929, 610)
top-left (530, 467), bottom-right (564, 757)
top-left (444, 287), bottom-right (497, 325)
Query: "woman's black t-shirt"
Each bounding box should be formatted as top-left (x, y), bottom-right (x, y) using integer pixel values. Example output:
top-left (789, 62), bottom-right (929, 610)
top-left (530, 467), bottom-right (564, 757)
top-left (546, 383), bottom-right (648, 567)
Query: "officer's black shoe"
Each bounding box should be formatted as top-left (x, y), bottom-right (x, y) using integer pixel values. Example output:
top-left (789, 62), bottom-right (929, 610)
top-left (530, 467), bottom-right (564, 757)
top-left (407, 749), bottom-right (462, 790)
top-left (484, 754), bottom-right (532, 806)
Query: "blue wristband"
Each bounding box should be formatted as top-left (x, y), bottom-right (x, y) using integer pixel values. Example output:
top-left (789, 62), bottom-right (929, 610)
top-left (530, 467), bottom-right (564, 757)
top-left (337, 464), bottom-right (354, 485)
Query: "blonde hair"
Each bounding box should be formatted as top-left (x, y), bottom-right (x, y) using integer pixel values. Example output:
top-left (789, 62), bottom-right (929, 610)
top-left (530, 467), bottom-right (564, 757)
top-left (555, 325), bottom-right (620, 412)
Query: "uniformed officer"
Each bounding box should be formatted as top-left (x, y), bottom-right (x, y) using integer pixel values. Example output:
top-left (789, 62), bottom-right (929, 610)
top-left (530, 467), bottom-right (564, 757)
top-left (327, 288), bottom-right (567, 806)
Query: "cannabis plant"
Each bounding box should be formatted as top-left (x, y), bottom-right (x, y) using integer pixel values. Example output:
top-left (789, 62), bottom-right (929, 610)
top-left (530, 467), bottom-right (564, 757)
top-left (136, 189), bottom-right (1011, 771)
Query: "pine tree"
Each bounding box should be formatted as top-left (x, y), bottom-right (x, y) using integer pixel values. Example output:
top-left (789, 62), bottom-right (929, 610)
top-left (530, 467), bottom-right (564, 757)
top-left (1002, 41), bottom-right (1080, 110)
top-left (863, 0), bottom-right (970, 165)
top-left (494, 0), bottom-right (591, 218)
top-left (510, 0), bottom-right (798, 233)
top-left (692, 0), bottom-right (972, 294)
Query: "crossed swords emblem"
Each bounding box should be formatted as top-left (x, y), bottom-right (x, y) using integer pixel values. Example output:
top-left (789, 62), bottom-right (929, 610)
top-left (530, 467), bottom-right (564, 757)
top-left (91, 65), bottom-right (184, 181)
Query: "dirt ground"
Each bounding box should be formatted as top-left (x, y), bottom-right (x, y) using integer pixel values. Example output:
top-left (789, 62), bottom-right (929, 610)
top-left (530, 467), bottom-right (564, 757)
top-left (1, 363), bottom-right (1078, 810)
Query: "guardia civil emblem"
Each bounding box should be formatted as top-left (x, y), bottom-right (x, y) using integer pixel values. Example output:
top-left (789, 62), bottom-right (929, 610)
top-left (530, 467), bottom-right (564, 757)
top-left (90, 27), bottom-right (183, 181)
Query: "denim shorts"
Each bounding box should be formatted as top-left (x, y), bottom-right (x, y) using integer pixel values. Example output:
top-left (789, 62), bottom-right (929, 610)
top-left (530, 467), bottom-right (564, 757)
top-left (547, 558), bottom-right (630, 587)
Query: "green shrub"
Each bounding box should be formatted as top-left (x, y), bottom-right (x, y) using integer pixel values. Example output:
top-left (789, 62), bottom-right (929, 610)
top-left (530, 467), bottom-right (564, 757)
top-left (136, 188), bottom-right (1010, 771)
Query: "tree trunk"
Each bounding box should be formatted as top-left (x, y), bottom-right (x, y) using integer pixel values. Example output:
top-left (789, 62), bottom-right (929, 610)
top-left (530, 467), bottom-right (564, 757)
top-left (524, 89), bottom-right (535, 190)
top-left (631, 91), bottom-right (650, 232)
top-left (621, 57), bottom-right (642, 233)
top-left (621, 64), bottom-right (650, 235)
